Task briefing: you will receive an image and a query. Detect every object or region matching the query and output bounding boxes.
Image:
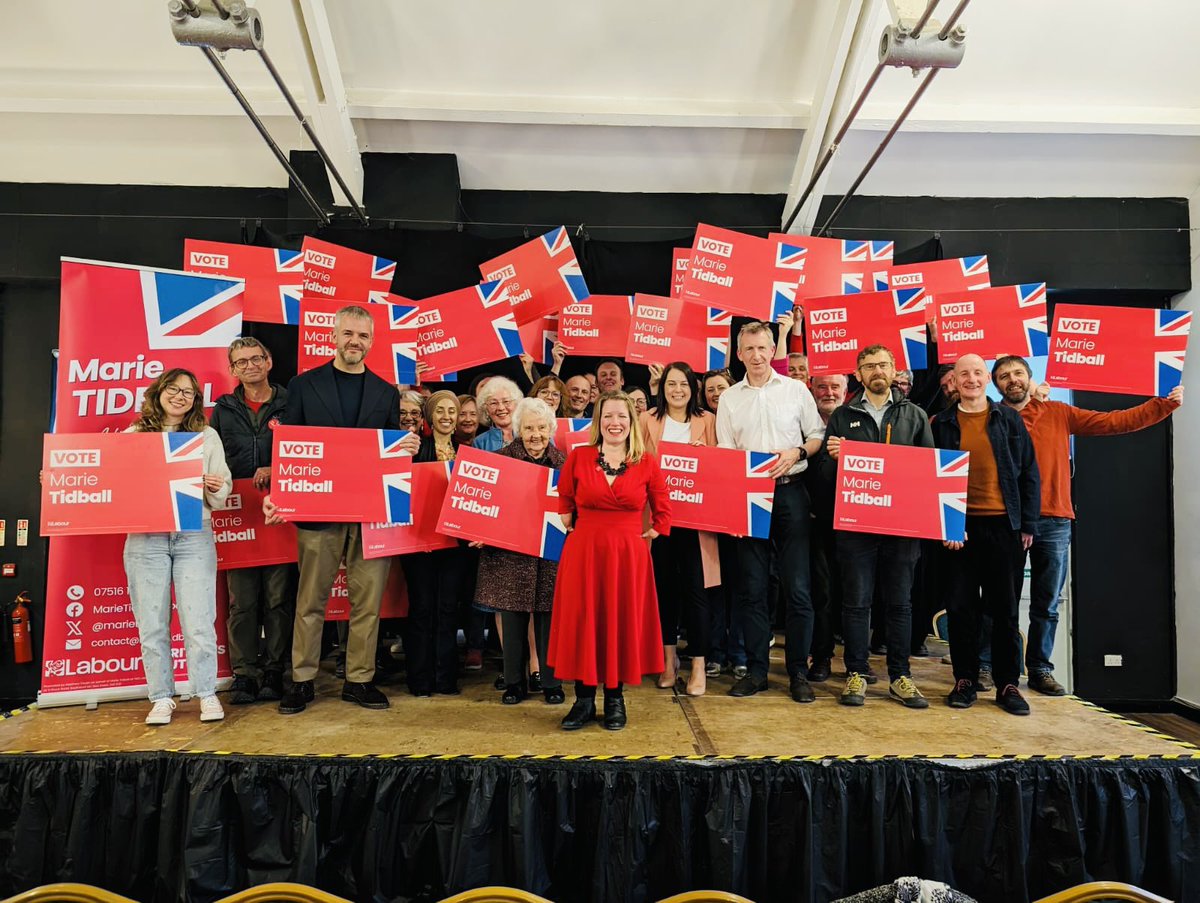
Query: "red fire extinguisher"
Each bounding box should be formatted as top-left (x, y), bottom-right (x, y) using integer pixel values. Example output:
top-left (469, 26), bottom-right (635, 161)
top-left (11, 591), bottom-right (32, 664)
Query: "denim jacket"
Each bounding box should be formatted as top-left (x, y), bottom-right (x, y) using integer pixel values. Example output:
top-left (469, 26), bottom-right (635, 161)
top-left (931, 401), bottom-right (1040, 535)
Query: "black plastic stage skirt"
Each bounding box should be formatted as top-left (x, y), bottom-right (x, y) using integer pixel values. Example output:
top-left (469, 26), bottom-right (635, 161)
top-left (0, 753), bottom-right (1195, 903)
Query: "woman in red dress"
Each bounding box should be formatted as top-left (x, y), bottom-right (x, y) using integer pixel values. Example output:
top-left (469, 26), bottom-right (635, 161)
top-left (547, 391), bottom-right (672, 731)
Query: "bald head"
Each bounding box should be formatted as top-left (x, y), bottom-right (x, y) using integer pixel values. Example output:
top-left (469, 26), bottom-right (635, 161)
top-left (953, 354), bottom-right (989, 406)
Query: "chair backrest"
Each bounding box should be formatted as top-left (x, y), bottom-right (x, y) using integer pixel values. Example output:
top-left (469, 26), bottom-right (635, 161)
top-left (214, 883), bottom-right (354, 903)
top-left (0, 884), bottom-right (140, 903)
top-left (438, 888), bottom-right (555, 903)
top-left (656, 893), bottom-right (758, 903)
top-left (1031, 880), bottom-right (1173, 903)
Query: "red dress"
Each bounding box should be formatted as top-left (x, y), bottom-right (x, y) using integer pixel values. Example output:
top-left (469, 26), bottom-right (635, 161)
top-left (547, 446), bottom-right (672, 687)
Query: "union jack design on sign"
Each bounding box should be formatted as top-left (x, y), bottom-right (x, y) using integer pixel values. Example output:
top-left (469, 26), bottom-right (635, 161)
top-left (184, 239), bottom-right (304, 325)
top-left (540, 470), bottom-right (568, 561)
top-left (480, 226), bottom-right (591, 326)
top-left (378, 429), bottom-right (415, 459)
top-left (657, 444), bottom-right (776, 539)
top-left (382, 471), bottom-right (413, 526)
top-left (141, 269), bottom-right (244, 350)
top-left (772, 233), bottom-right (894, 304)
top-left (936, 450), bottom-right (969, 544)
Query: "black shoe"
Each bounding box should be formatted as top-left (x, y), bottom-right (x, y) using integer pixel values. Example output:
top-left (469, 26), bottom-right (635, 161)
top-left (341, 681), bottom-right (390, 709)
top-left (230, 675), bottom-right (258, 705)
top-left (560, 697), bottom-right (597, 730)
top-left (864, 664), bottom-right (880, 685)
top-left (1028, 671), bottom-right (1067, 697)
top-left (436, 684), bottom-right (461, 696)
top-left (501, 682), bottom-right (527, 705)
top-left (997, 684), bottom-right (1031, 715)
top-left (333, 658), bottom-right (346, 680)
top-left (911, 643), bottom-right (931, 658)
top-left (493, 674), bottom-right (506, 691)
top-left (543, 686), bottom-right (565, 705)
top-left (946, 679), bottom-right (977, 709)
top-left (789, 673), bottom-right (815, 703)
top-left (375, 648), bottom-right (403, 676)
top-left (603, 695), bottom-right (627, 731)
top-left (870, 642), bottom-right (887, 656)
top-left (729, 675), bottom-right (768, 697)
top-left (806, 659), bottom-right (831, 683)
top-left (257, 671), bottom-right (284, 701)
top-left (528, 671), bottom-right (543, 692)
top-left (278, 680), bottom-right (314, 715)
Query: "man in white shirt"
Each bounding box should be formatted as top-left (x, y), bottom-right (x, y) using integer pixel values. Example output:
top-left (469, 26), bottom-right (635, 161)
top-left (717, 321), bottom-right (825, 702)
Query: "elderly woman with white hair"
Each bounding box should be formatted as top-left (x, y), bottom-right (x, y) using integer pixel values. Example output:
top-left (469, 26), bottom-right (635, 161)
top-left (472, 376), bottom-right (522, 451)
top-left (471, 396), bottom-right (566, 705)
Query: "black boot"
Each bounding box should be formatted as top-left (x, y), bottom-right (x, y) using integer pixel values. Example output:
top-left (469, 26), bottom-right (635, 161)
top-left (501, 681), bottom-right (527, 705)
top-left (560, 697), bottom-right (597, 730)
top-left (603, 695), bottom-right (627, 731)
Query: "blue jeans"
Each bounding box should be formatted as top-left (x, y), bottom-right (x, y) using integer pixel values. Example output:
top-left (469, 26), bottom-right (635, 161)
top-left (836, 532), bottom-right (919, 680)
top-left (1022, 515), bottom-right (1072, 675)
top-left (124, 528), bottom-right (218, 701)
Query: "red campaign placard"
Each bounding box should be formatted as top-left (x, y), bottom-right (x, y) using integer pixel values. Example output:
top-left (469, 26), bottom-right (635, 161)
top-left (271, 426), bottom-right (414, 524)
top-left (56, 258), bottom-right (243, 434)
top-left (885, 257), bottom-right (990, 319)
top-left (558, 295), bottom-right (633, 358)
top-left (935, 283), bottom-right (1048, 364)
top-left (213, 479), bottom-right (298, 570)
top-left (833, 440), bottom-right (968, 542)
top-left (414, 281), bottom-right (524, 380)
top-left (554, 418), bottom-right (592, 453)
top-left (296, 294), bottom-right (421, 384)
top-left (361, 462), bottom-right (458, 558)
top-left (658, 443), bottom-right (778, 538)
top-left (480, 226), bottom-right (591, 325)
top-left (41, 432), bottom-right (205, 537)
top-left (300, 237), bottom-right (396, 303)
top-left (1045, 304), bottom-right (1191, 397)
top-left (679, 225), bottom-right (796, 322)
top-left (671, 249), bottom-right (690, 298)
top-left (325, 562), bottom-right (408, 620)
top-left (436, 446), bottom-right (567, 561)
top-left (625, 293), bottom-right (732, 372)
top-left (518, 315), bottom-right (558, 366)
top-left (184, 238), bottom-right (304, 325)
top-left (805, 289), bottom-right (929, 376)
top-left (39, 533), bottom-right (232, 707)
top-left (776, 234), bottom-right (894, 305)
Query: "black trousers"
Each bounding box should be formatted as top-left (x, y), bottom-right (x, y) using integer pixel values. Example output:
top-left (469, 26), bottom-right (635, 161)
top-left (808, 515), bottom-right (838, 663)
top-left (734, 478), bottom-right (813, 681)
top-left (651, 528), bottom-right (710, 657)
top-left (499, 610), bottom-right (559, 689)
top-left (401, 548), bottom-right (464, 694)
top-left (941, 515), bottom-right (1024, 692)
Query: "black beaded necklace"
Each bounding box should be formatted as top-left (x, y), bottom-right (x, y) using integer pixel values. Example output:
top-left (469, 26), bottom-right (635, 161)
top-left (597, 448), bottom-right (628, 477)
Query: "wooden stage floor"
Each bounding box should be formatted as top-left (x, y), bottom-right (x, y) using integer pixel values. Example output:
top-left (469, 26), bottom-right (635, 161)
top-left (3, 639), bottom-right (1196, 760)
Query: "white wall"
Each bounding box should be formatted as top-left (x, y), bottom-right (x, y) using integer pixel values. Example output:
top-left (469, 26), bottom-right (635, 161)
top-left (1174, 184), bottom-right (1200, 707)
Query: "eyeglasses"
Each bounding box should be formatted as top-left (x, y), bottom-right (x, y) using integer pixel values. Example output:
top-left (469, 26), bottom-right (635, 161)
top-left (859, 361), bottom-right (893, 373)
top-left (538, 390), bottom-right (562, 400)
top-left (231, 354), bottom-right (268, 371)
top-left (162, 385), bottom-right (196, 400)
top-left (399, 411), bottom-right (423, 422)
top-left (487, 398), bottom-right (516, 409)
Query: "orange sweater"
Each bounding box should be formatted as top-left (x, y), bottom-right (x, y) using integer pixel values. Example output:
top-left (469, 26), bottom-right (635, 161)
top-left (1014, 397), bottom-right (1178, 519)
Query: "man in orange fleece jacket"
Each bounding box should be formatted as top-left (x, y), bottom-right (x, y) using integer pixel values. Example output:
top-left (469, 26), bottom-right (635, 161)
top-left (992, 355), bottom-right (1183, 696)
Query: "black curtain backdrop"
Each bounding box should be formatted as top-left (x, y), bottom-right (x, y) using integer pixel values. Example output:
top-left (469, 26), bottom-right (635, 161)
top-left (0, 753), bottom-right (1196, 903)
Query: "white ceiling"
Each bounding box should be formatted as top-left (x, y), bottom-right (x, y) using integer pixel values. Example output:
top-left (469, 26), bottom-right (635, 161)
top-left (1, 0), bottom-right (1199, 221)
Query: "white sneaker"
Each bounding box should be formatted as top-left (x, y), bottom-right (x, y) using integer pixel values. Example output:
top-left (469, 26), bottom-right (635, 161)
top-left (199, 695), bottom-right (225, 722)
top-left (145, 698), bottom-right (176, 725)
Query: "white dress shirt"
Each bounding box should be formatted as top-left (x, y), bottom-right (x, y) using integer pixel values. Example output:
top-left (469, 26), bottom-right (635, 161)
top-left (716, 372), bottom-right (825, 476)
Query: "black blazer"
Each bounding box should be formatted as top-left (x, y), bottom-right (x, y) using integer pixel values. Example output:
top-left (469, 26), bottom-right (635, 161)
top-left (283, 362), bottom-right (401, 431)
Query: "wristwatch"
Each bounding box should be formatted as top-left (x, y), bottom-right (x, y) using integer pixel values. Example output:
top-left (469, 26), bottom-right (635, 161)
top-left (796, 446), bottom-right (808, 461)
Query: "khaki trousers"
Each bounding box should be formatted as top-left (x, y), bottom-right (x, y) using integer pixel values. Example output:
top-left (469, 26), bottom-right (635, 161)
top-left (293, 524), bottom-right (391, 683)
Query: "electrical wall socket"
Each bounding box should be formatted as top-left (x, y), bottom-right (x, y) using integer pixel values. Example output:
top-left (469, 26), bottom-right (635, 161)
top-left (1104, 654), bottom-right (1123, 667)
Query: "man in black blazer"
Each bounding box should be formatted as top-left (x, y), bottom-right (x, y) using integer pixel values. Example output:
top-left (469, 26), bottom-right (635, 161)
top-left (265, 305), bottom-right (418, 714)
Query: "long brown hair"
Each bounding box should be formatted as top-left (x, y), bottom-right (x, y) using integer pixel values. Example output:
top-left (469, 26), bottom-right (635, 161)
top-left (131, 369), bottom-right (207, 433)
top-left (530, 374), bottom-right (568, 417)
top-left (588, 391), bottom-right (645, 464)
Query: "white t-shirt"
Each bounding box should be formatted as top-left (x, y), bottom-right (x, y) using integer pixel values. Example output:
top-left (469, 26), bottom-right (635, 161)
top-left (661, 416), bottom-right (691, 444)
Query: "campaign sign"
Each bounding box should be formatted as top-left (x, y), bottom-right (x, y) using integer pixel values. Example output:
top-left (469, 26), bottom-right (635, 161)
top-left (625, 293), bottom-right (732, 372)
top-left (184, 238), bottom-right (304, 325)
top-left (936, 283), bottom-right (1048, 364)
top-left (39, 533), bottom-right (232, 708)
top-left (558, 295), bottom-right (633, 358)
top-left (554, 418), bottom-right (592, 452)
top-left (436, 446), bottom-right (567, 561)
top-left (671, 249), bottom-right (690, 298)
top-left (296, 294), bottom-right (421, 384)
top-left (41, 432), bottom-right (205, 536)
top-left (518, 315), bottom-right (558, 366)
top-left (805, 289), bottom-right (928, 376)
top-left (680, 225), bottom-right (796, 322)
top-left (777, 234), bottom-right (894, 304)
top-left (834, 440), bottom-right (969, 542)
top-left (326, 562), bottom-right (408, 620)
top-left (883, 256), bottom-right (991, 325)
top-left (414, 281), bottom-right (524, 380)
top-left (213, 479), bottom-right (298, 570)
top-left (271, 426), bottom-right (414, 524)
top-left (362, 462), bottom-right (458, 558)
top-left (1045, 304), bottom-right (1191, 397)
top-left (300, 237), bottom-right (396, 303)
top-left (480, 226), bottom-right (590, 326)
top-left (658, 443), bottom-right (777, 538)
top-left (56, 258), bottom-right (244, 433)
